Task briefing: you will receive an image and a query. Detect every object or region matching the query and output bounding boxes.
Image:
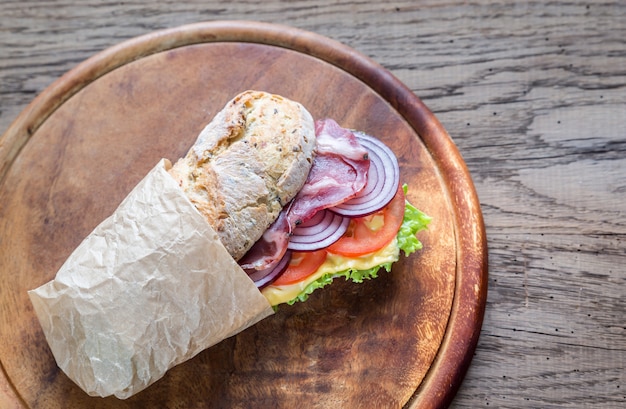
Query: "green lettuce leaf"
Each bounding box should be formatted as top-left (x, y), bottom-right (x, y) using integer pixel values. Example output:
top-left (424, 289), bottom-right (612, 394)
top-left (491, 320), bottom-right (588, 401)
top-left (397, 184), bottom-right (432, 256)
top-left (285, 187), bottom-right (431, 305)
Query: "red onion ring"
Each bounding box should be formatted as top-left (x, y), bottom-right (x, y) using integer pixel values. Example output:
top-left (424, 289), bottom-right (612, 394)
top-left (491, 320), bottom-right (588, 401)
top-left (248, 251), bottom-right (292, 288)
top-left (330, 132), bottom-right (400, 217)
top-left (287, 209), bottom-right (350, 251)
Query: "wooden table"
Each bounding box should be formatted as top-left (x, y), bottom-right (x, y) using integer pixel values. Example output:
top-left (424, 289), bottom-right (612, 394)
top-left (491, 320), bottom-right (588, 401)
top-left (1, 1), bottom-right (624, 408)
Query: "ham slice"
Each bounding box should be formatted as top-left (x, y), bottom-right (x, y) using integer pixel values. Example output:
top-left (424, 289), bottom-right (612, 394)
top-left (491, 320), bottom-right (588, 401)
top-left (239, 119), bottom-right (370, 273)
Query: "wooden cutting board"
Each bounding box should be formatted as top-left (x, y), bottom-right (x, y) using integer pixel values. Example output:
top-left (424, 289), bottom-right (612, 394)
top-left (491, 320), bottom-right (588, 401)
top-left (0, 21), bottom-right (487, 409)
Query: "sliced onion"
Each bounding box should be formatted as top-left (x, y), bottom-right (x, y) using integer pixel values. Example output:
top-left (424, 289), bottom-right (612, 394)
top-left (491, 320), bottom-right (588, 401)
top-left (287, 209), bottom-right (350, 251)
top-left (330, 131), bottom-right (400, 217)
top-left (248, 251), bottom-right (292, 288)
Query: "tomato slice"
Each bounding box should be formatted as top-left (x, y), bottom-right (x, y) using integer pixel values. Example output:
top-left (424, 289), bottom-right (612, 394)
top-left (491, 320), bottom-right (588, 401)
top-left (272, 249), bottom-right (328, 286)
top-left (327, 184), bottom-right (405, 257)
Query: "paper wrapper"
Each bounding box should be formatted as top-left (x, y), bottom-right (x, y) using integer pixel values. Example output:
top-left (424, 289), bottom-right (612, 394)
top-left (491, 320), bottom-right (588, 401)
top-left (28, 159), bottom-right (274, 399)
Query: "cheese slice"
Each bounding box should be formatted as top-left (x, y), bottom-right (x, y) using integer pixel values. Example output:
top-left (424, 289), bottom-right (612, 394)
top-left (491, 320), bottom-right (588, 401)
top-left (261, 238), bottom-right (400, 306)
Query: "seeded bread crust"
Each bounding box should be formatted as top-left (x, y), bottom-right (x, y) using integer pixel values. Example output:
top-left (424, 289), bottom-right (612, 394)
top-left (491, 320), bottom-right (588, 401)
top-left (168, 91), bottom-right (316, 260)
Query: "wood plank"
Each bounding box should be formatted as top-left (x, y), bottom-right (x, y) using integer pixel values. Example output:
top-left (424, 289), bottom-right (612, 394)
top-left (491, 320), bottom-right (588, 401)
top-left (0, 1), bottom-right (624, 408)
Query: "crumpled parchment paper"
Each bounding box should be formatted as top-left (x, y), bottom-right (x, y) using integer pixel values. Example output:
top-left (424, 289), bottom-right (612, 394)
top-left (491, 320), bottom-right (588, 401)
top-left (28, 159), bottom-right (274, 399)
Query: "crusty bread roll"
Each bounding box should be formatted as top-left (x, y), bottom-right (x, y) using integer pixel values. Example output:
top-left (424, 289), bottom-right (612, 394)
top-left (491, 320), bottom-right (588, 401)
top-left (168, 91), bottom-right (316, 260)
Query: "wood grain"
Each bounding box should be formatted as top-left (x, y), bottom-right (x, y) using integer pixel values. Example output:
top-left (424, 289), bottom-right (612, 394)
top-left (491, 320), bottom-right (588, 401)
top-left (0, 1), bottom-right (624, 408)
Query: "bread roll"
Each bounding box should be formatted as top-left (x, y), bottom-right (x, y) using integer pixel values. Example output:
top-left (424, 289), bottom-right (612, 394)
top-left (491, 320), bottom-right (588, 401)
top-left (168, 91), bottom-right (316, 260)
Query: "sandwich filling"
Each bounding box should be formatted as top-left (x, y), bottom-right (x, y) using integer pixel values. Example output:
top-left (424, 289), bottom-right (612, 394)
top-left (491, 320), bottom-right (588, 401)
top-left (262, 186), bottom-right (431, 306)
top-left (239, 117), bottom-right (432, 306)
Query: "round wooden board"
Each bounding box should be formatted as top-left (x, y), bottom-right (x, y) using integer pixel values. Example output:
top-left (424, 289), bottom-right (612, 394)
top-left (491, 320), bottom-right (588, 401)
top-left (0, 21), bottom-right (487, 409)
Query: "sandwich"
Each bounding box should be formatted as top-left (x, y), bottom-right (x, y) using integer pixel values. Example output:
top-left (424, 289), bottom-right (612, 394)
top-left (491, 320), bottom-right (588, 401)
top-left (168, 90), bottom-right (431, 307)
top-left (28, 90), bottom-right (430, 399)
